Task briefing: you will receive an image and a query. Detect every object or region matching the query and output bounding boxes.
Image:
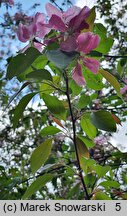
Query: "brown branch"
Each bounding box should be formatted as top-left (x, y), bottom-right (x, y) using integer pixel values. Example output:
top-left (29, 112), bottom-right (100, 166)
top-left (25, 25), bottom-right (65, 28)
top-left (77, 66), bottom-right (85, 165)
top-left (64, 70), bottom-right (90, 200)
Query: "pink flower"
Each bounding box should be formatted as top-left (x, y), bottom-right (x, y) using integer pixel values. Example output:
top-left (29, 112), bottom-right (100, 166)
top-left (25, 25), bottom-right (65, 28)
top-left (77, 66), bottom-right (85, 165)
top-left (72, 62), bottom-right (85, 86)
top-left (77, 32), bottom-right (100, 54)
top-left (71, 32), bottom-right (100, 85)
top-left (17, 12), bottom-right (50, 49)
top-left (46, 3), bottom-right (90, 33)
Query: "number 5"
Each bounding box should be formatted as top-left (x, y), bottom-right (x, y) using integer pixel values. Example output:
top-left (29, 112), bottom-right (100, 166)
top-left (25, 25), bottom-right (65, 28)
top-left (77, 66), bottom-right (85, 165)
top-left (115, 203), bottom-right (121, 211)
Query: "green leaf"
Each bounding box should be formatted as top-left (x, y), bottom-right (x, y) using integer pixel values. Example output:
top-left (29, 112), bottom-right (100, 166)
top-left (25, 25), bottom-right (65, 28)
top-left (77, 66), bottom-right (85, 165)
top-left (81, 114), bottom-right (97, 139)
top-left (93, 164), bottom-right (110, 177)
top-left (80, 157), bottom-right (95, 173)
top-left (117, 59), bottom-right (127, 76)
top-left (46, 49), bottom-right (77, 69)
top-left (80, 157), bottom-right (110, 177)
top-left (18, 55), bottom-right (48, 81)
top-left (26, 69), bottom-right (52, 81)
top-left (90, 110), bottom-right (117, 132)
top-left (13, 92), bottom-right (37, 128)
top-left (67, 183), bottom-right (80, 199)
top-left (92, 191), bottom-right (112, 200)
top-left (94, 23), bottom-right (107, 35)
top-left (84, 173), bottom-right (97, 188)
top-left (40, 126), bottom-right (61, 136)
top-left (95, 37), bottom-right (114, 54)
top-left (78, 135), bottom-right (95, 148)
top-left (42, 94), bottom-right (66, 120)
top-left (99, 69), bottom-right (122, 98)
top-left (99, 180), bottom-right (120, 189)
top-left (22, 174), bottom-right (53, 199)
top-left (7, 47), bottom-right (41, 79)
top-left (30, 139), bottom-right (52, 174)
top-left (69, 80), bottom-right (82, 96)
top-left (76, 137), bottom-right (89, 168)
top-left (6, 82), bottom-right (30, 109)
top-left (83, 68), bottom-right (104, 90)
top-left (77, 94), bottom-right (90, 109)
top-left (40, 76), bottom-right (61, 95)
top-left (94, 23), bottom-right (114, 54)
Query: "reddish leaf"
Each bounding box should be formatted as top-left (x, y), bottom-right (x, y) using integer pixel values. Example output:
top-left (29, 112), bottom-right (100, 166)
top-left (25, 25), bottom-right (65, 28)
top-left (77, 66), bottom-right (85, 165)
top-left (111, 114), bottom-right (122, 126)
top-left (51, 117), bottom-right (65, 129)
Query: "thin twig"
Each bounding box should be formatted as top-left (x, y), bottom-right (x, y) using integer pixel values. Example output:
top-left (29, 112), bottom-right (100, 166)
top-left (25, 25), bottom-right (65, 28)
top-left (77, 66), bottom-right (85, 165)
top-left (104, 55), bottom-right (127, 59)
top-left (64, 70), bottom-right (90, 200)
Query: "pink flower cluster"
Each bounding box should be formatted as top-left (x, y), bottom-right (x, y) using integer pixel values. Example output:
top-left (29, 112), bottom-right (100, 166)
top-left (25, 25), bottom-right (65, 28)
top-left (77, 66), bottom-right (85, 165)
top-left (120, 85), bottom-right (127, 100)
top-left (17, 3), bottom-right (100, 86)
top-left (94, 135), bottom-right (107, 145)
top-left (1, 0), bottom-right (14, 5)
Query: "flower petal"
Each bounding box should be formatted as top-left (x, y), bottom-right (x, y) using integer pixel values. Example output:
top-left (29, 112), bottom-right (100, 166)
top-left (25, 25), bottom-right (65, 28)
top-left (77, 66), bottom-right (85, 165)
top-left (33, 13), bottom-right (50, 38)
top-left (69, 6), bottom-right (90, 32)
top-left (48, 15), bottom-right (66, 32)
top-left (72, 62), bottom-right (85, 86)
top-left (17, 24), bottom-right (31, 42)
top-left (77, 32), bottom-right (100, 54)
top-left (60, 35), bottom-right (78, 52)
top-left (63, 6), bottom-right (81, 24)
top-left (83, 58), bottom-right (100, 74)
top-left (46, 3), bottom-right (62, 18)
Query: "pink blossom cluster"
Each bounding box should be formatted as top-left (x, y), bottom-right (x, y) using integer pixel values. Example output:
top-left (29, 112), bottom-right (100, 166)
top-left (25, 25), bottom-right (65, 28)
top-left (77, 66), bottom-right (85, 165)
top-left (120, 85), bottom-right (127, 100)
top-left (94, 135), bottom-right (107, 145)
top-left (13, 13), bottom-right (33, 25)
top-left (17, 3), bottom-right (100, 86)
top-left (0, 0), bottom-right (14, 5)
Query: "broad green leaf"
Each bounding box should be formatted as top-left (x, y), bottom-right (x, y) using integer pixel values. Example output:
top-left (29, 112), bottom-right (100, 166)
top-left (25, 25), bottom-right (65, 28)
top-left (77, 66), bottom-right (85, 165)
top-left (90, 110), bottom-right (117, 132)
top-left (22, 174), bottom-right (53, 199)
top-left (69, 80), bottom-right (82, 96)
top-left (92, 191), bottom-right (112, 200)
top-left (99, 180), bottom-right (120, 189)
top-left (18, 55), bottom-right (48, 81)
top-left (117, 58), bottom-right (127, 76)
top-left (95, 36), bottom-right (114, 54)
top-left (13, 92), bottom-right (37, 128)
top-left (94, 23), bottom-right (113, 54)
top-left (67, 183), bottom-right (80, 199)
top-left (40, 126), bottom-right (61, 136)
top-left (40, 76), bottom-right (61, 95)
top-left (76, 137), bottom-right (89, 168)
top-left (46, 49), bottom-right (77, 69)
top-left (94, 23), bottom-right (107, 35)
top-left (78, 135), bottom-right (95, 148)
top-left (80, 157), bottom-right (95, 173)
top-left (30, 139), bottom-right (52, 174)
top-left (26, 69), bottom-right (52, 81)
top-left (93, 164), bottom-right (110, 178)
top-left (6, 82), bottom-right (30, 109)
top-left (42, 94), bottom-right (66, 120)
top-left (81, 157), bottom-right (110, 177)
top-left (81, 114), bottom-right (97, 139)
top-left (84, 174), bottom-right (97, 188)
top-left (7, 47), bottom-right (41, 79)
top-left (99, 69), bottom-right (122, 98)
top-left (83, 68), bottom-right (104, 90)
top-left (77, 94), bottom-right (90, 109)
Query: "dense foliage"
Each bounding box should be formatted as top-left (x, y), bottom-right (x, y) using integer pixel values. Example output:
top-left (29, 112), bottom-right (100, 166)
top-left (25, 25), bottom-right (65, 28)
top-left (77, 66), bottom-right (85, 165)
top-left (0, 0), bottom-right (127, 200)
